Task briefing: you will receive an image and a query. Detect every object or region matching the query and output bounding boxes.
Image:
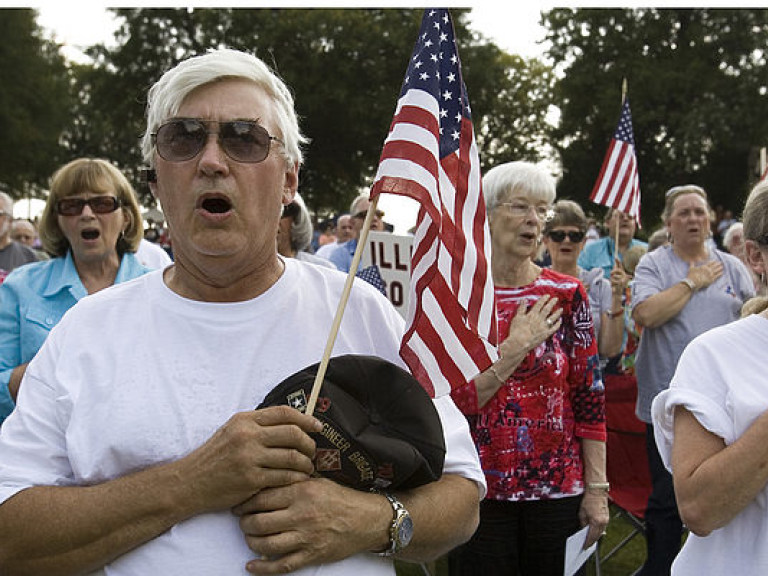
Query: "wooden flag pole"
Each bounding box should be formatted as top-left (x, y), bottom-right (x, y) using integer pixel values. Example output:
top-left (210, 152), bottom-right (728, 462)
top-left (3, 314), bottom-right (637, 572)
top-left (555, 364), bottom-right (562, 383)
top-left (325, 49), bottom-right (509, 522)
top-left (305, 196), bottom-right (380, 416)
top-left (614, 78), bottom-right (628, 263)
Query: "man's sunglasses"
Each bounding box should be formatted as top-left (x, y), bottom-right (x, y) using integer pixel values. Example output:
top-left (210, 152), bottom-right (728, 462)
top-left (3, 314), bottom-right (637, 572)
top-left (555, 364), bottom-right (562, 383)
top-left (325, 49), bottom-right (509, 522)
top-left (353, 209), bottom-right (385, 220)
top-left (57, 196), bottom-right (121, 216)
top-left (547, 230), bottom-right (585, 243)
top-left (152, 119), bottom-right (284, 163)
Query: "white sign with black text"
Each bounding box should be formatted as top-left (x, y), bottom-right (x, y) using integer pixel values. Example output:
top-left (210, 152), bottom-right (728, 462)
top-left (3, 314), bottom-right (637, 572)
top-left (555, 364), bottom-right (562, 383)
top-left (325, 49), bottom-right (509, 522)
top-left (361, 231), bottom-right (412, 318)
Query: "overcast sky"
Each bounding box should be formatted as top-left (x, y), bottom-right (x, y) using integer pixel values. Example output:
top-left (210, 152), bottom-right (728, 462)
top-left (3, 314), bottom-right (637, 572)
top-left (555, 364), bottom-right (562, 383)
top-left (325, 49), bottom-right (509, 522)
top-left (34, 3), bottom-right (551, 63)
top-left (28, 3), bottom-right (554, 230)
top-left (23, 3), bottom-right (554, 229)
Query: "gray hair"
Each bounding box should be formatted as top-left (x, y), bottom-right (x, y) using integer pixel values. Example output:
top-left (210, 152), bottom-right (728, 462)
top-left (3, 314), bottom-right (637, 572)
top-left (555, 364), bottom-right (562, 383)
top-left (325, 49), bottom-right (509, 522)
top-left (662, 184), bottom-right (709, 223)
top-left (286, 193), bottom-right (313, 252)
top-left (349, 193), bottom-right (370, 215)
top-left (482, 161), bottom-right (556, 214)
top-left (0, 192), bottom-right (12, 214)
top-left (743, 180), bottom-right (768, 244)
top-left (141, 48), bottom-right (307, 168)
top-left (722, 221), bottom-right (744, 251)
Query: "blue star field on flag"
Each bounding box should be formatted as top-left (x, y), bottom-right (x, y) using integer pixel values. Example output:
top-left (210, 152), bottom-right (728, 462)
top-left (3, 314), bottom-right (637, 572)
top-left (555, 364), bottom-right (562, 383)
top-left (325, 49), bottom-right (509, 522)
top-left (401, 9), bottom-right (471, 159)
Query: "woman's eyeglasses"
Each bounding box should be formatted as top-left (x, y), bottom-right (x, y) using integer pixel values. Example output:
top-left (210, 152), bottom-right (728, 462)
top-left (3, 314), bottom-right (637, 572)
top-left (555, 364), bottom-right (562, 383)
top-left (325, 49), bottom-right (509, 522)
top-left (500, 202), bottom-right (554, 221)
top-left (57, 196), bottom-right (121, 216)
top-left (152, 118), bottom-right (284, 163)
top-left (547, 230), bottom-right (585, 243)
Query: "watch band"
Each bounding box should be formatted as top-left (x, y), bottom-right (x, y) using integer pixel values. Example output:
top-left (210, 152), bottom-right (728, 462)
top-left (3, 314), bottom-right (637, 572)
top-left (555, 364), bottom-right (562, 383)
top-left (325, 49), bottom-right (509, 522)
top-left (377, 492), bottom-right (413, 556)
top-left (679, 278), bottom-right (697, 292)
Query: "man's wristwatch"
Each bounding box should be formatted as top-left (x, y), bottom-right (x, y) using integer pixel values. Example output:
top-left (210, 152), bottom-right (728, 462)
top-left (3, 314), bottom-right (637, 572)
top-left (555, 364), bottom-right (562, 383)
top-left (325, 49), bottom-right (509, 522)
top-left (377, 492), bottom-right (414, 556)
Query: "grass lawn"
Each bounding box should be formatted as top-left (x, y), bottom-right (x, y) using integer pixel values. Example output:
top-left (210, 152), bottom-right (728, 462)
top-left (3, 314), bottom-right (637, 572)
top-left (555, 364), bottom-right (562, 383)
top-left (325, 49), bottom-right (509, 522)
top-left (395, 503), bottom-right (647, 576)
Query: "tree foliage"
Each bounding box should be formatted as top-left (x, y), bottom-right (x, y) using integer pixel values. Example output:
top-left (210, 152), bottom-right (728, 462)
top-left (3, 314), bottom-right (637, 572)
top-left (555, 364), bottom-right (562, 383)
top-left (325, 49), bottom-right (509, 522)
top-left (65, 8), bottom-right (554, 212)
top-left (0, 9), bottom-right (70, 198)
top-left (544, 8), bottom-right (768, 229)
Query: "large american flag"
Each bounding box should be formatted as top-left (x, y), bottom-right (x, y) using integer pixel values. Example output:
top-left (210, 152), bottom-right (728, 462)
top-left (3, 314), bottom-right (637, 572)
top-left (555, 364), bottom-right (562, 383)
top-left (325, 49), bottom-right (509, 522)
top-left (369, 9), bottom-right (498, 398)
top-left (590, 98), bottom-right (641, 225)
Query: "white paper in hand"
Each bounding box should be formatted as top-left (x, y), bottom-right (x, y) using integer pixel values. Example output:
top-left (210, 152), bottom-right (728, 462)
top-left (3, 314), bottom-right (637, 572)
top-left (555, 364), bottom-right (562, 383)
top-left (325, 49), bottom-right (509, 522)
top-left (564, 525), bottom-right (598, 576)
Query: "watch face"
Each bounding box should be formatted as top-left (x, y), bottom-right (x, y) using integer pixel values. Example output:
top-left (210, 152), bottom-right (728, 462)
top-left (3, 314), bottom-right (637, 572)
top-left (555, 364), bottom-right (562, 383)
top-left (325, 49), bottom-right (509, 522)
top-left (398, 514), bottom-right (414, 547)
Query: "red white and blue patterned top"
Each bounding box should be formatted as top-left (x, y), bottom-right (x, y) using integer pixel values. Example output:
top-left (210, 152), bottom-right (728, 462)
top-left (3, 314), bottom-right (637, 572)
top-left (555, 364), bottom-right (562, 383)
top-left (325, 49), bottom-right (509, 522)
top-left (451, 268), bottom-right (606, 501)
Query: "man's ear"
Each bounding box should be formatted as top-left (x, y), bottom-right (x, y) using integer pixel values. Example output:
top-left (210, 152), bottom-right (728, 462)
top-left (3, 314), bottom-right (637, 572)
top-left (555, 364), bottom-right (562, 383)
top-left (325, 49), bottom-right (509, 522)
top-left (745, 239), bottom-right (765, 277)
top-left (141, 168), bottom-right (156, 183)
top-left (281, 161), bottom-right (299, 205)
top-left (141, 168), bottom-right (158, 198)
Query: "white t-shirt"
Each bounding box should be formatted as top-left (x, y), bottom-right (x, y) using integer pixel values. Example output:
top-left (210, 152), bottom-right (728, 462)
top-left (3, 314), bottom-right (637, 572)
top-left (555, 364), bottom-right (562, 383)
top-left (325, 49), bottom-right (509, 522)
top-left (652, 314), bottom-right (768, 575)
top-left (0, 259), bottom-right (485, 576)
top-left (135, 239), bottom-right (172, 270)
top-left (314, 241), bottom-right (341, 260)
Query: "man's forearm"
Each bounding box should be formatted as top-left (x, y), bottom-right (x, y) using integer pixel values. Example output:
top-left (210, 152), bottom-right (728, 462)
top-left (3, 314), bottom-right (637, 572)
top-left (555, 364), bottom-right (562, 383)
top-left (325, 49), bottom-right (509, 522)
top-left (0, 407), bottom-right (320, 575)
top-left (396, 474), bottom-right (481, 562)
top-left (0, 459), bottom-right (198, 576)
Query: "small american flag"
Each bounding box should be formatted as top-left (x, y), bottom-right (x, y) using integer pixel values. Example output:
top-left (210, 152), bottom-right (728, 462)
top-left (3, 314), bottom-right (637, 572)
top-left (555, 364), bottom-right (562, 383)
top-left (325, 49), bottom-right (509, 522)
top-left (356, 264), bottom-right (387, 296)
top-left (590, 98), bottom-right (641, 225)
top-left (369, 9), bottom-right (498, 398)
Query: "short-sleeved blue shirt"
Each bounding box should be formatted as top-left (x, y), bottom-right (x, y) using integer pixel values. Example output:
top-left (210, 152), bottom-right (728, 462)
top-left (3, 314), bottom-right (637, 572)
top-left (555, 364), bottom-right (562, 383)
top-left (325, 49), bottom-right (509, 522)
top-left (0, 251), bottom-right (149, 424)
top-left (578, 236), bottom-right (648, 279)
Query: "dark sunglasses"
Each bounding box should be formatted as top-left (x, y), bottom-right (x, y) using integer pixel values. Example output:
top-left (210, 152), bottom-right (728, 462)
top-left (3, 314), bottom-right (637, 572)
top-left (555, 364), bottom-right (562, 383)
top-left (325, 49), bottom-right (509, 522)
top-left (152, 118), bottom-right (284, 163)
top-left (57, 196), bottom-right (121, 216)
top-left (353, 209), bottom-right (385, 220)
top-left (547, 230), bottom-right (585, 243)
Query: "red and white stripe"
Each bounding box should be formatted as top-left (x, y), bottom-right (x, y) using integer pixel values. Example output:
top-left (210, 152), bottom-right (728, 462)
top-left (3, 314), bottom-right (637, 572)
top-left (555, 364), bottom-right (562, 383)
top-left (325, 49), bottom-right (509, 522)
top-left (590, 139), bottom-right (641, 221)
top-left (370, 89), bottom-right (498, 398)
top-left (590, 99), bottom-right (641, 225)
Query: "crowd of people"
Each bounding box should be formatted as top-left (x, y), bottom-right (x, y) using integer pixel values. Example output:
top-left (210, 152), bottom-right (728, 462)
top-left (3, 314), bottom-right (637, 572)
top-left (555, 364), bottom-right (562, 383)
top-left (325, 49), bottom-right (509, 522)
top-left (0, 48), bottom-right (484, 576)
top-left (0, 46), bottom-right (766, 576)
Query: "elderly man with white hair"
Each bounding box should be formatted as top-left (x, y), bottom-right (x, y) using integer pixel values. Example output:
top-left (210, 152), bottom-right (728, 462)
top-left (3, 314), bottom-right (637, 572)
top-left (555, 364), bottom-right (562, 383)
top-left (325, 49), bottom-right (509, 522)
top-left (0, 193), bottom-right (38, 281)
top-left (724, 221), bottom-right (760, 293)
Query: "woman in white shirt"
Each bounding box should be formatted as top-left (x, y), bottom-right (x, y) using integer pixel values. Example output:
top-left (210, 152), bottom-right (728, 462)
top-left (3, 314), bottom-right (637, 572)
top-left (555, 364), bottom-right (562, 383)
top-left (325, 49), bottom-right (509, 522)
top-left (652, 179), bottom-right (768, 575)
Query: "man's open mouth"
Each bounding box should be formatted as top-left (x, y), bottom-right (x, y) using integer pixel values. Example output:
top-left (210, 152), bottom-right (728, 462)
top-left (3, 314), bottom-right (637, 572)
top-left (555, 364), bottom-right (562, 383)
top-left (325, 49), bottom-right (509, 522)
top-left (199, 194), bottom-right (233, 214)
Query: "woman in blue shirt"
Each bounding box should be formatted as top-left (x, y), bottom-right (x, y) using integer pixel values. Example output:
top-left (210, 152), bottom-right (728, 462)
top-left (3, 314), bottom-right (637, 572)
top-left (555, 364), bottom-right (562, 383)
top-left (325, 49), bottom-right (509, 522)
top-left (0, 158), bottom-right (150, 425)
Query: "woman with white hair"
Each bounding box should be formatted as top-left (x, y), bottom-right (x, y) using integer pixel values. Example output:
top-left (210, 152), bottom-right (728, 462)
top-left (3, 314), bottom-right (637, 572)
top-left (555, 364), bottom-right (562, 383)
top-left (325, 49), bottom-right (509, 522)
top-left (651, 179), bottom-right (768, 575)
top-left (450, 161), bottom-right (608, 575)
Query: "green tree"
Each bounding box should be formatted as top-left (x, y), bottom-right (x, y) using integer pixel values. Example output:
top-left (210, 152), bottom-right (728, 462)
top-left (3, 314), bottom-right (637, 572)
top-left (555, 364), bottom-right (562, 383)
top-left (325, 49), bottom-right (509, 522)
top-left (0, 8), bottom-right (71, 198)
top-left (544, 8), bottom-right (768, 229)
top-left (65, 8), bottom-right (554, 213)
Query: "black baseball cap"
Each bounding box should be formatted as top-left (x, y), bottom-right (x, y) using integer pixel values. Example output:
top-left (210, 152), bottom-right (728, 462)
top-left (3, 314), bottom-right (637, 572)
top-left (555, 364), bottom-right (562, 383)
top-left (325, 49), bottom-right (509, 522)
top-left (258, 354), bottom-right (445, 491)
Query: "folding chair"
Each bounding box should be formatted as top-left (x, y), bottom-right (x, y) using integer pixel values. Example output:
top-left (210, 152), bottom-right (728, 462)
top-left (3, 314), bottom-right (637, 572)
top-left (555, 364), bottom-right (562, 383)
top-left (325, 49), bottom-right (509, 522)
top-left (593, 372), bottom-right (652, 576)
